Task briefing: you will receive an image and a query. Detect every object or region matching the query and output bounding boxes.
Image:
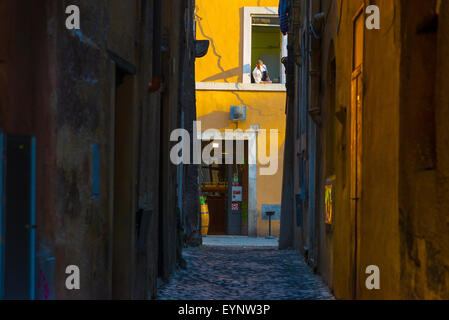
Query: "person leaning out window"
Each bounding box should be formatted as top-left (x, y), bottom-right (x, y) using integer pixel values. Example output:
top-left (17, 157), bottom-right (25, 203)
top-left (252, 60), bottom-right (272, 84)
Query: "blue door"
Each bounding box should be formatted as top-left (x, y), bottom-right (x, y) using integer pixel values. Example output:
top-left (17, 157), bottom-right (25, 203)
top-left (0, 132), bottom-right (5, 299)
top-left (1, 135), bottom-right (36, 300)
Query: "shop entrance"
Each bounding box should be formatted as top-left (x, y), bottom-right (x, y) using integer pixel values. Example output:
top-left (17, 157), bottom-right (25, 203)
top-left (200, 140), bottom-right (249, 236)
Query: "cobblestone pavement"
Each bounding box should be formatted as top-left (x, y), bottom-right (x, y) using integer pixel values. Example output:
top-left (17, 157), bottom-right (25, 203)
top-left (157, 246), bottom-right (334, 300)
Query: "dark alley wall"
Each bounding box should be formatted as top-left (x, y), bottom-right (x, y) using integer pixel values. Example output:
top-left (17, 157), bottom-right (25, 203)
top-left (0, 0), bottom-right (197, 299)
top-left (398, 0), bottom-right (449, 299)
top-left (281, 0), bottom-right (449, 299)
top-left (0, 0), bottom-right (60, 299)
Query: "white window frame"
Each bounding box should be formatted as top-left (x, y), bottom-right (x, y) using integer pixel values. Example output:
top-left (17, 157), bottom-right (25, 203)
top-left (243, 7), bottom-right (288, 85)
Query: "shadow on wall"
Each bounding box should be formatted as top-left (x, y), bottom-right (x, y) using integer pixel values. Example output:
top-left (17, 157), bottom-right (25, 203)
top-left (197, 111), bottom-right (232, 130)
top-left (201, 67), bottom-right (242, 82)
top-left (196, 4), bottom-right (279, 84)
top-left (195, 6), bottom-right (250, 83)
top-left (195, 5), bottom-right (229, 81)
top-left (200, 63), bottom-right (252, 82)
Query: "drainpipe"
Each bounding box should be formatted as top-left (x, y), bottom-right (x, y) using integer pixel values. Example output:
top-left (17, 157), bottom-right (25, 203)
top-left (148, 0), bottom-right (162, 92)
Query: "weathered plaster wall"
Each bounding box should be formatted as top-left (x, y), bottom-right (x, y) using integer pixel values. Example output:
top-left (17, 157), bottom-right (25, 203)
top-left (288, 0), bottom-right (402, 299)
top-left (182, 0), bottom-right (202, 248)
top-left (195, 0), bottom-right (281, 83)
top-left (0, 0), bottom-right (191, 300)
top-left (358, 0), bottom-right (401, 299)
top-left (317, 0), bottom-right (336, 291)
top-left (319, 0), bottom-right (402, 300)
top-left (288, 0), bottom-right (449, 300)
top-left (0, 0), bottom-right (59, 300)
top-left (432, 0), bottom-right (449, 298)
top-left (399, 0), bottom-right (449, 299)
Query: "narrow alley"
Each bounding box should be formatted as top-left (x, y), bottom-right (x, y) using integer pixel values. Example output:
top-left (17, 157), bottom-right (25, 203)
top-left (1, 0), bottom-right (449, 304)
top-left (158, 237), bottom-right (333, 300)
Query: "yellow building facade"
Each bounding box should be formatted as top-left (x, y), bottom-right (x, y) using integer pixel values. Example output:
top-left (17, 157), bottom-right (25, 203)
top-left (195, 0), bottom-right (286, 237)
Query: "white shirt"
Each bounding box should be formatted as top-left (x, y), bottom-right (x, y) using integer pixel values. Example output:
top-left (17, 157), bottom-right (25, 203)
top-left (253, 65), bottom-right (267, 84)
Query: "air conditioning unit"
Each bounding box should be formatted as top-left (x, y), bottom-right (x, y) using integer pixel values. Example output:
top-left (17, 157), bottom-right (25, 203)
top-left (230, 105), bottom-right (247, 121)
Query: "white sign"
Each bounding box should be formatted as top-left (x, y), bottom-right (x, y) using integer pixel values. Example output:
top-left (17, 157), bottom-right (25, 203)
top-left (232, 186), bottom-right (243, 202)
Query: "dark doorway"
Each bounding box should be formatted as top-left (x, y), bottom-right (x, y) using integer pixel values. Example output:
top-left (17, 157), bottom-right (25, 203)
top-left (112, 66), bottom-right (136, 299)
top-left (202, 163), bottom-right (228, 235)
top-left (199, 140), bottom-right (249, 236)
top-left (350, 8), bottom-right (364, 299)
top-left (1, 134), bottom-right (36, 300)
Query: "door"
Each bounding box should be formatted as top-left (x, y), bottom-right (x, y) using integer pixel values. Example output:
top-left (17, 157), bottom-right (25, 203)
top-left (241, 147), bottom-right (249, 236)
top-left (350, 7), bottom-right (364, 299)
top-left (227, 164), bottom-right (241, 235)
top-left (0, 132), bottom-right (4, 299)
top-left (112, 66), bottom-right (137, 298)
top-left (1, 134), bottom-right (36, 300)
top-left (350, 67), bottom-right (363, 299)
top-left (227, 140), bottom-right (249, 236)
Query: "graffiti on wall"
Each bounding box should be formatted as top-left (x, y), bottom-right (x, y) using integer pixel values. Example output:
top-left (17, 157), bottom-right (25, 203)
top-left (37, 243), bottom-right (55, 300)
top-left (325, 184), bottom-right (333, 225)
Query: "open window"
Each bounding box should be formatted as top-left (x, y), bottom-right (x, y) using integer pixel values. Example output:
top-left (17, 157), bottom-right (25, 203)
top-left (243, 7), bottom-right (287, 85)
top-left (251, 15), bottom-right (284, 84)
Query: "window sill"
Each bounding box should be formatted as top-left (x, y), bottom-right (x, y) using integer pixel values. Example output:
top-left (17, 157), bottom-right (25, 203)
top-left (196, 82), bottom-right (286, 92)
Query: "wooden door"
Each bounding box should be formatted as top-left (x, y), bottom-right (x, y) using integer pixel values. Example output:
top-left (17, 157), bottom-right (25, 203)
top-left (350, 6), bottom-right (364, 299)
top-left (350, 66), bottom-right (363, 299)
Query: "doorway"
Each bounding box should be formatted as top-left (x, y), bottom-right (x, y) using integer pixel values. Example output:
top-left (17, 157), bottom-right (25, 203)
top-left (0, 133), bottom-right (36, 300)
top-left (350, 6), bottom-right (364, 299)
top-left (200, 140), bottom-right (249, 236)
top-left (112, 66), bottom-right (136, 299)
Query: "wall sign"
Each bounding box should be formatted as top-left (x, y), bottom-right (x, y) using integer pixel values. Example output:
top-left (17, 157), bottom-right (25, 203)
top-left (261, 205), bottom-right (281, 221)
top-left (232, 186), bottom-right (242, 202)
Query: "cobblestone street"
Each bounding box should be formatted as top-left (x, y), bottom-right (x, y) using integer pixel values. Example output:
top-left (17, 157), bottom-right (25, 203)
top-left (157, 239), bottom-right (334, 300)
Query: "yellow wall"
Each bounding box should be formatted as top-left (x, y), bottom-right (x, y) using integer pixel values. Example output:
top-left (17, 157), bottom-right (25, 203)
top-left (195, 0), bottom-right (286, 237)
top-left (195, 0), bottom-right (281, 83)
